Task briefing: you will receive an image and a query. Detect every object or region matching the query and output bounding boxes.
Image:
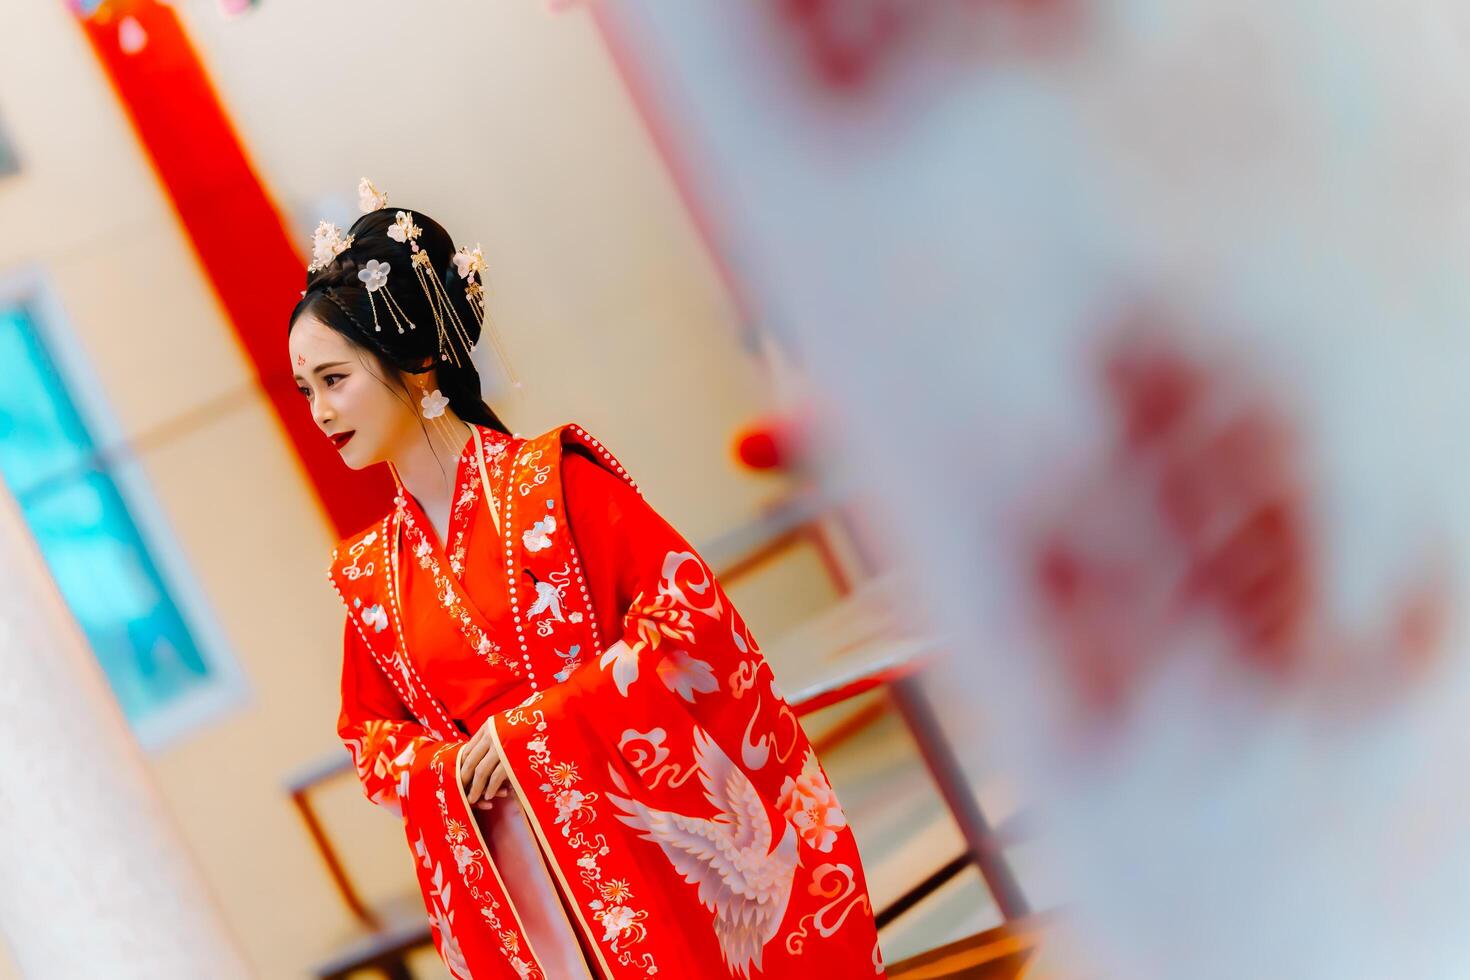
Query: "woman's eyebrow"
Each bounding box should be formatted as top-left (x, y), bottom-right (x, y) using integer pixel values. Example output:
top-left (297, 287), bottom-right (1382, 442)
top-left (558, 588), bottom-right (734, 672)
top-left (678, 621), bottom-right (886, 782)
top-left (293, 360), bottom-right (350, 382)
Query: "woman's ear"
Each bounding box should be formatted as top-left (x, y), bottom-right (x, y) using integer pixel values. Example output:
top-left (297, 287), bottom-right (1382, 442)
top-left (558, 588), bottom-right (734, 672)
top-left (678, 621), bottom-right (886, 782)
top-left (395, 356), bottom-right (435, 387)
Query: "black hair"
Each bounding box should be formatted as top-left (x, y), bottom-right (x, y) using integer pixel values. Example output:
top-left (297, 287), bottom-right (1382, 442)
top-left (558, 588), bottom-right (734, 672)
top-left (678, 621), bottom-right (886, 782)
top-left (287, 207), bottom-right (510, 435)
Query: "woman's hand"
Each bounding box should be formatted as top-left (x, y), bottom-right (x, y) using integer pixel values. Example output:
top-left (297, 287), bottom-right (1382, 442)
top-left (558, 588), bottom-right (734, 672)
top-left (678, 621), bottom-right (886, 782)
top-left (458, 717), bottom-right (510, 806)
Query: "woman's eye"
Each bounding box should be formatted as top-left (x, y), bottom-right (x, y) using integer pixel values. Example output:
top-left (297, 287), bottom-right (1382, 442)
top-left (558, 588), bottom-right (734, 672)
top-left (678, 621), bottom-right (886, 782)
top-left (324, 374), bottom-right (344, 387)
top-left (297, 386), bottom-right (310, 398)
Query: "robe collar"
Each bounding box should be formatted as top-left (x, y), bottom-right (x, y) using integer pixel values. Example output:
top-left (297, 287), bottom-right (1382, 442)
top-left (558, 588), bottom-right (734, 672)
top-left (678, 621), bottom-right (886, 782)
top-left (384, 422), bottom-right (505, 540)
top-left (327, 423), bottom-right (515, 737)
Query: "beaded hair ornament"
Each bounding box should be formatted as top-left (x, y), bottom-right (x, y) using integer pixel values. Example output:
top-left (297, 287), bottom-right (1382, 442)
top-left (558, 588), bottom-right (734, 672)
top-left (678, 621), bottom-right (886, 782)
top-left (305, 178), bottom-right (518, 453)
top-left (307, 178), bottom-right (516, 379)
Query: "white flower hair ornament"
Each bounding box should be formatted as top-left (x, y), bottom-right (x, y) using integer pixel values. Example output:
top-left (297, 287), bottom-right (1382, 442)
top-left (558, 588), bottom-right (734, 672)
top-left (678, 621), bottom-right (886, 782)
top-left (419, 388), bottom-right (450, 420)
top-left (307, 220), bottom-right (354, 274)
top-left (387, 210), bottom-right (422, 246)
top-left (452, 244), bottom-right (487, 322)
top-left (358, 177), bottom-right (389, 213)
top-left (452, 244), bottom-right (484, 282)
top-left (451, 241), bottom-right (517, 389)
top-left (357, 259), bottom-right (390, 292)
top-left (348, 254), bottom-right (414, 336)
top-left (307, 178), bottom-right (518, 403)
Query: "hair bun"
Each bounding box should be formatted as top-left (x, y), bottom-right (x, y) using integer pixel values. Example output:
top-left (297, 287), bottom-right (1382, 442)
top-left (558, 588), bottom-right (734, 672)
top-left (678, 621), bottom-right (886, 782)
top-left (288, 201), bottom-right (511, 435)
top-left (298, 208), bottom-right (485, 369)
top-left (305, 253), bottom-right (362, 293)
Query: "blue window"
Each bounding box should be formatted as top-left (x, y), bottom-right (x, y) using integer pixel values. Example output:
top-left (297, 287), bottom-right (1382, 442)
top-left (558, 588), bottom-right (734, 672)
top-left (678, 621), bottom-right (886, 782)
top-left (0, 297), bottom-right (235, 741)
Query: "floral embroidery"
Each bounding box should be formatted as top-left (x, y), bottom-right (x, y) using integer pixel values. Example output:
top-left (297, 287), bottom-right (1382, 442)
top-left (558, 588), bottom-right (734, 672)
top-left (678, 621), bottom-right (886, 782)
top-left (446, 430), bottom-right (507, 577)
top-left (340, 720), bottom-right (436, 814)
top-left (549, 761), bottom-right (579, 787)
top-left (776, 750), bottom-right (848, 853)
top-left (657, 650), bottom-right (718, 702)
top-left (503, 707), bottom-right (659, 976)
top-left (601, 878), bottom-right (634, 903)
top-left (599, 639), bottom-right (640, 697)
top-left (400, 504), bottom-right (509, 670)
top-left (554, 788), bottom-right (589, 825)
top-left (447, 452), bottom-right (480, 576)
top-left (597, 901), bottom-right (639, 945)
top-left (426, 752), bottom-right (543, 978)
top-left (626, 591), bottom-right (696, 655)
top-left (425, 871), bottom-right (472, 979)
top-left (602, 590), bottom-right (700, 698)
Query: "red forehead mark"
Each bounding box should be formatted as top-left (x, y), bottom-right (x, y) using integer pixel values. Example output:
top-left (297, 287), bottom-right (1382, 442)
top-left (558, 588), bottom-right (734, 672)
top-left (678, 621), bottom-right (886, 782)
top-left (296, 355), bottom-right (306, 367)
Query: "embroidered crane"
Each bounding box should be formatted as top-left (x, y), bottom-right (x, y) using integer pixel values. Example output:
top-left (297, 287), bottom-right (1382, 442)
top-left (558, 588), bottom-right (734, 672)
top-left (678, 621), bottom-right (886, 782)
top-left (607, 727), bottom-right (799, 978)
top-left (526, 580), bottom-right (565, 622)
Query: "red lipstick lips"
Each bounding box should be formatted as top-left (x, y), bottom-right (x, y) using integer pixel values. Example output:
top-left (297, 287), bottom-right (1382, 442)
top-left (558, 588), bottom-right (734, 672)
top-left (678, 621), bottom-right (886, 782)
top-left (330, 431), bottom-right (355, 450)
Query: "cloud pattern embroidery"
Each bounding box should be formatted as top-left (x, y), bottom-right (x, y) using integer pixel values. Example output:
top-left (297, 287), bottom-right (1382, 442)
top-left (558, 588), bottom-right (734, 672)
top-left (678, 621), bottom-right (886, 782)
top-left (361, 604), bottom-right (389, 632)
top-left (523, 516), bottom-right (557, 553)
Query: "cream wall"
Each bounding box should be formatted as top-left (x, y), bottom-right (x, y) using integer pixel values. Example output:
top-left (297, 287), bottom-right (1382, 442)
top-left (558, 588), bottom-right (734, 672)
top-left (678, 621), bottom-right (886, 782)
top-left (0, 2), bottom-right (812, 976)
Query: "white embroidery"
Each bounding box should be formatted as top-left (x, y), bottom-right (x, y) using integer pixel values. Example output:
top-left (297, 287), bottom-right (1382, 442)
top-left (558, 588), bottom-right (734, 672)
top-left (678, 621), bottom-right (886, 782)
top-left (523, 515), bottom-right (557, 553)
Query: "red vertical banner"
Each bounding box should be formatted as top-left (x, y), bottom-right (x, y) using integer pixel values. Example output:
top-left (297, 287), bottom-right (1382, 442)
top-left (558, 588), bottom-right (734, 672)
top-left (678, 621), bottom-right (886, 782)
top-left (72, 0), bottom-right (391, 536)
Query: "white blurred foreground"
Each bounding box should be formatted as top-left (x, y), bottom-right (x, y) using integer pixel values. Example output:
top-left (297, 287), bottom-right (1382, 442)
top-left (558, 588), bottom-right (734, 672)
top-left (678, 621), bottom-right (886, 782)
top-left (595, 2), bottom-right (1470, 976)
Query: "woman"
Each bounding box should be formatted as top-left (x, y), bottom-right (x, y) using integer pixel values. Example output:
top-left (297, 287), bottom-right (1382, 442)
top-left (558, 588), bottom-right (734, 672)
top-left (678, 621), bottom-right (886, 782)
top-left (288, 182), bottom-right (885, 979)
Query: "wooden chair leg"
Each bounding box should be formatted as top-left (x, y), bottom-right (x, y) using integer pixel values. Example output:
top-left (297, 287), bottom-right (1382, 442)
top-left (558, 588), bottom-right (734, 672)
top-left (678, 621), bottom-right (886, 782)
top-left (379, 959), bottom-right (414, 980)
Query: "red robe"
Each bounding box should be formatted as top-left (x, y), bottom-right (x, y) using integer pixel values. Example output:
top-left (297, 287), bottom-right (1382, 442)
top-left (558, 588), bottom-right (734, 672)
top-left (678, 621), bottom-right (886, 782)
top-left (330, 423), bottom-right (885, 979)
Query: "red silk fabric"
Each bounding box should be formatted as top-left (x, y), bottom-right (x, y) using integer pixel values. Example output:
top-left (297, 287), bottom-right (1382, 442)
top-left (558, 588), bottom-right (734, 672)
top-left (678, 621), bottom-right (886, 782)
top-left (332, 424), bottom-right (885, 978)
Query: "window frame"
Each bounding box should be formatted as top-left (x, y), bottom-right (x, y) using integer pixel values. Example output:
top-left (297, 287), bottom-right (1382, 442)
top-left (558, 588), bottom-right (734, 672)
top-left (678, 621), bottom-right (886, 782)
top-left (0, 264), bottom-right (251, 752)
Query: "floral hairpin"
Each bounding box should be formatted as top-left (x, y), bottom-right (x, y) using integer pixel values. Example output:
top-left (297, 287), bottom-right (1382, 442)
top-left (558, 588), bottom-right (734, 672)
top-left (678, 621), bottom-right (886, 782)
top-left (358, 259), bottom-right (390, 292)
top-left (380, 209), bottom-right (479, 368)
top-left (358, 177), bottom-right (389, 213)
top-left (388, 211), bottom-right (422, 246)
top-left (306, 178), bottom-right (517, 389)
top-left (307, 220), bottom-right (354, 274)
top-left (452, 244), bottom-right (484, 282)
top-left (356, 257), bottom-right (417, 335)
top-left (453, 244), bottom-right (489, 327)
top-left (453, 242), bottom-right (517, 388)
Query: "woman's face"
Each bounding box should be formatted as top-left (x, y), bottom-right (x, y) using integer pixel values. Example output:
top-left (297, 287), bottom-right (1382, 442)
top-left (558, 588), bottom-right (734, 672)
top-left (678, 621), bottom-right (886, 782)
top-left (289, 314), bottom-right (417, 470)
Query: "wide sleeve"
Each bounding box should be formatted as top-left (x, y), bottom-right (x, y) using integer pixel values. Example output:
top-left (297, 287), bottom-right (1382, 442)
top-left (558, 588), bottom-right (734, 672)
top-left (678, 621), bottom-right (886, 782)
top-left (497, 447), bottom-right (769, 772)
top-left (559, 448), bottom-right (663, 651)
top-left (337, 617), bottom-right (532, 977)
top-left (563, 446), bottom-right (757, 672)
top-left (336, 617), bottom-right (461, 818)
top-left (486, 440), bottom-right (885, 977)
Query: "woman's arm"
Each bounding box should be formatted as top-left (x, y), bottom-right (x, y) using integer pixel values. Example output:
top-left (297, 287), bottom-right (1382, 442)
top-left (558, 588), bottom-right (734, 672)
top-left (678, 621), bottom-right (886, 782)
top-left (522, 448), bottom-right (759, 721)
top-left (337, 618), bottom-right (460, 816)
top-left (559, 447), bottom-right (641, 651)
